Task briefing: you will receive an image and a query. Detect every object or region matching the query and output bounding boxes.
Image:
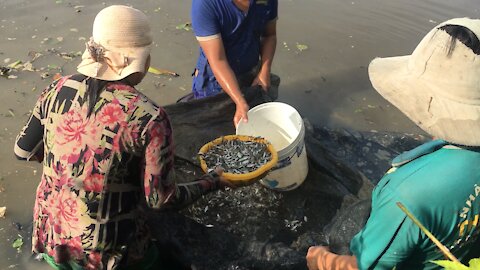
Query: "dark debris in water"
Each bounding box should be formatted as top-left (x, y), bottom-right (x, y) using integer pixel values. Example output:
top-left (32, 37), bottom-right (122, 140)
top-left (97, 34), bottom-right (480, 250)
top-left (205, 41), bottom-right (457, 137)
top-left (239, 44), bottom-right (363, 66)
top-left (0, 66), bottom-right (11, 77)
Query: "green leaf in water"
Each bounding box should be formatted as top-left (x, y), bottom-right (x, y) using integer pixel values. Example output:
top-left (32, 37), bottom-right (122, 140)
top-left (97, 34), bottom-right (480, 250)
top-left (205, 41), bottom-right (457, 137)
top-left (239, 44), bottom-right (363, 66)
top-left (176, 22), bottom-right (192, 31)
top-left (296, 43), bottom-right (308, 52)
top-left (7, 60), bottom-right (22, 69)
top-left (12, 237), bottom-right (23, 250)
top-left (47, 64), bottom-right (60, 70)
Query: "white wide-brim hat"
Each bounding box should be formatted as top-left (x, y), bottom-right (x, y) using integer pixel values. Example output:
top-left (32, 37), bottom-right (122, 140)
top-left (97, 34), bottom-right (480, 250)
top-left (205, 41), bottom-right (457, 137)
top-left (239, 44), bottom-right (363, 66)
top-left (77, 5), bottom-right (152, 81)
top-left (369, 18), bottom-right (480, 146)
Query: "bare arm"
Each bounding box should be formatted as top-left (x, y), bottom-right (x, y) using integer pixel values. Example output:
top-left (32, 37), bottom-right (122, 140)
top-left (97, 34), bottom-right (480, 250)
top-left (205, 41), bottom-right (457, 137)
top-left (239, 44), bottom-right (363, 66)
top-left (199, 37), bottom-right (249, 126)
top-left (252, 20), bottom-right (277, 90)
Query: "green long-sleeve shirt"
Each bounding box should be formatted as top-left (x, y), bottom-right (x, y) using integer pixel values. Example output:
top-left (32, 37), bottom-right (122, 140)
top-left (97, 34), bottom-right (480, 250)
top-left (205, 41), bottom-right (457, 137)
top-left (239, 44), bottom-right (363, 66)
top-left (351, 140), bottom-right (480, 270)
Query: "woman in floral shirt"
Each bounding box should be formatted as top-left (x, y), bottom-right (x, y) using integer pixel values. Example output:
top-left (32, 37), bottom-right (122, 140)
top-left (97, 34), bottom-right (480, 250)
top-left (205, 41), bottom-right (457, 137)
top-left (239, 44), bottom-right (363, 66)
top-left (14, 5), bottom-right (225, 270)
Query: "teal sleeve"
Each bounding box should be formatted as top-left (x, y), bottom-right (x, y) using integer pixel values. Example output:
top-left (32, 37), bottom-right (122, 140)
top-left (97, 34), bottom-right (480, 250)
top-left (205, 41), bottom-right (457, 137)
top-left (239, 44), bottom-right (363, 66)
top-left (350, 186), bottom-right (420, 270)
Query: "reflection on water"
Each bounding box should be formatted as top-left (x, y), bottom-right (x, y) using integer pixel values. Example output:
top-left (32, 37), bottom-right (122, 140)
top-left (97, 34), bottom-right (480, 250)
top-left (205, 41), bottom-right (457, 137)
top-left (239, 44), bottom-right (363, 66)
top-left (0, 0), bottom-right (478, 269)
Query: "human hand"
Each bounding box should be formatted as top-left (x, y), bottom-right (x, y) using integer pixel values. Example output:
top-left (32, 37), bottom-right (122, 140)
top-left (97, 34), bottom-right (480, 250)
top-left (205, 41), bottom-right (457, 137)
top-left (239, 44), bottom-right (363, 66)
top-left (212, 167), bottom-right (237, 189)
top-left (233, 102), bottom-right (249, 128)
top-left (251, 71), bottom-right (270, 92)
top-left (206, 167), bottom-right (235, 189)
top-left (306, 246), bottom-right (330, 270)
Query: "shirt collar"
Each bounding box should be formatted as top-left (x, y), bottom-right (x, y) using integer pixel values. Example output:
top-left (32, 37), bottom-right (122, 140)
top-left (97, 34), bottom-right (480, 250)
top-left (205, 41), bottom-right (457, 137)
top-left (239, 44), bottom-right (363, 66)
top-left (391, 140), bottom-right (448, 167)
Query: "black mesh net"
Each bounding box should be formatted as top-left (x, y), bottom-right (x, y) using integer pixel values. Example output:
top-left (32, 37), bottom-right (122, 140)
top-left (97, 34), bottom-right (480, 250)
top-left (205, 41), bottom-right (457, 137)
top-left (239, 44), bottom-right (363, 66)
top-left (146, 87), bottom-right (427, 270)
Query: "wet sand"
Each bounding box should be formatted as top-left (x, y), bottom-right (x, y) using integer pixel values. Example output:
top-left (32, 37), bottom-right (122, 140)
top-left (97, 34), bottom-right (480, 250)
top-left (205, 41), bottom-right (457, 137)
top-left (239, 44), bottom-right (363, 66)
top-left (0, 0), bottom-right (479, 269)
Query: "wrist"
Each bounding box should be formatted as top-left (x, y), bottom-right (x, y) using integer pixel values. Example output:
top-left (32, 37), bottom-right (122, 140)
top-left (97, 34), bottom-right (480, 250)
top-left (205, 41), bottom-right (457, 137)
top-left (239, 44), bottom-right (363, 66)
top-left (259, 66), bottom-right (271, 75)
top-left (203, 171), bottom-right (221, 190)
top-left (234, 97), bottom-right (248, 108)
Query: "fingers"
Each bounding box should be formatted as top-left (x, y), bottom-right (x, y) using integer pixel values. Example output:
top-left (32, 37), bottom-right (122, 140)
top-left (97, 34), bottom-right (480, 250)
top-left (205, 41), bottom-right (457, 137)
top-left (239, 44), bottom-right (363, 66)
top-left (220, 179), bottom-right (237, 189)
top-left (306, 247), bottom-right (320, 270)
top-left (306, 246), bottom-right (330, 270)
top-left (233, 106), bottom-right (249, 128)
top-left (242, 113), bottom-right (248, 122)
top-left (212, 166), bottom-right (223, 175)
top-left (251, 75), bottom-right (270, 91)
top-left (234, 117), bottom-right (240, 128)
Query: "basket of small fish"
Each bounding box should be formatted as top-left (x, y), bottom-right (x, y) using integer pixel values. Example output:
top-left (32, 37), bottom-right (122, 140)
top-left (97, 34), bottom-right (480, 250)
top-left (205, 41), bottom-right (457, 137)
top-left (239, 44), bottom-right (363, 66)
top-left (198, 135), bottom-right (278, 184)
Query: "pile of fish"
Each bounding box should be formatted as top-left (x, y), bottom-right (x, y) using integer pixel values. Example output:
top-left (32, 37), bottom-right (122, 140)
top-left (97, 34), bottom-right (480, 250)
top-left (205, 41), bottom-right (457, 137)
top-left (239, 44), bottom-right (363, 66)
top-left (200, 138), bottom-right (273, 174)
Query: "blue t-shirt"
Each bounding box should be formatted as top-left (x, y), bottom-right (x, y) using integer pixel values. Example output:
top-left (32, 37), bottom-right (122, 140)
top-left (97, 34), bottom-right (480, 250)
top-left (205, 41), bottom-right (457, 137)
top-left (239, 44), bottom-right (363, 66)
top-left (350, 140), bottom-right (480, 270)
top-left (191, 0), bottom-right (278, 98)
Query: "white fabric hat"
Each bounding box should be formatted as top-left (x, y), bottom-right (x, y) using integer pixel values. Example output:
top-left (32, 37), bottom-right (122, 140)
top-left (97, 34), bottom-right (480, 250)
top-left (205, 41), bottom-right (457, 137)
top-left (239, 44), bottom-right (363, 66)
top-left (369, 18), bottom-right (480, 146)
top-left (77, 5), bottom-right (152, 81)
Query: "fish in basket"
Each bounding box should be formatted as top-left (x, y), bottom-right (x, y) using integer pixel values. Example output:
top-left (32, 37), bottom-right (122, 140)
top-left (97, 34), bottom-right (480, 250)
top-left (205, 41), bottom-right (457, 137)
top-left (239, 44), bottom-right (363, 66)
top-left (198, 135), bottom-right (278, 184)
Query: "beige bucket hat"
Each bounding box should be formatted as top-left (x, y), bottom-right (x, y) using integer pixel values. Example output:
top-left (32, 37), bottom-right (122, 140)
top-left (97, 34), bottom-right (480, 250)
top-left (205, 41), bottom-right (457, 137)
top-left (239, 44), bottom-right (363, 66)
top-left (77, 5), bottom-right (152, 81)
top-left (369, 18), bottom-right (480, 146)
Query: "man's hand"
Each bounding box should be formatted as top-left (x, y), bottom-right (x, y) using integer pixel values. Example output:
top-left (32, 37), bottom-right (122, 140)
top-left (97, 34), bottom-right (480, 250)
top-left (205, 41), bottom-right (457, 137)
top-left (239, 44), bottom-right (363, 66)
top-left (251, 70), bottom-right (271, 92)
top-left (306, 246), bottom-right (330, 270)
top-left (234, 101), bottom-right (249, 128)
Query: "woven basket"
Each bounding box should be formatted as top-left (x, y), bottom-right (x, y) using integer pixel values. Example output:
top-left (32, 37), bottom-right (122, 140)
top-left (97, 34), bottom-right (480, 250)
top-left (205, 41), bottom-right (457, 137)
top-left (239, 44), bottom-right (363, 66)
top-left (198, 135), bottom-right (278, 184)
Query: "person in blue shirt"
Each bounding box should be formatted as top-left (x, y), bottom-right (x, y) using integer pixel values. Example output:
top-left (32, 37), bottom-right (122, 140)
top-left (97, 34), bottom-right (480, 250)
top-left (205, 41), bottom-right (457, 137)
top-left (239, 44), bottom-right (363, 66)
top-left (306, 18), bottom-right (480, 270)
top-left (190, 0), bottom-right (278, 127)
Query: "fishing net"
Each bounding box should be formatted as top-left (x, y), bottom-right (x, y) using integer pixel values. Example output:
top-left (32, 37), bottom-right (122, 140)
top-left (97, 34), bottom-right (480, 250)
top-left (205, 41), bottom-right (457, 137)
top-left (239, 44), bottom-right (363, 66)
top-left (144, 86), bottom-right (428, 270)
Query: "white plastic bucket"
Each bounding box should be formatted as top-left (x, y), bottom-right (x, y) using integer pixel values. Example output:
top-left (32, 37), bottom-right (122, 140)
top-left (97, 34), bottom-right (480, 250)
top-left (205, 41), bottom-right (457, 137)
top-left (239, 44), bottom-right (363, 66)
top-left (236, 102), bottom-right (308, 191)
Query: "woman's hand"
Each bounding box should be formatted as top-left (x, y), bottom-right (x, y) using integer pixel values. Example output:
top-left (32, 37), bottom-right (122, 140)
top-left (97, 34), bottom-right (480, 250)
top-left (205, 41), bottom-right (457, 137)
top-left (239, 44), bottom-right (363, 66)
top-left (211, 167), bottom-right (236, 189)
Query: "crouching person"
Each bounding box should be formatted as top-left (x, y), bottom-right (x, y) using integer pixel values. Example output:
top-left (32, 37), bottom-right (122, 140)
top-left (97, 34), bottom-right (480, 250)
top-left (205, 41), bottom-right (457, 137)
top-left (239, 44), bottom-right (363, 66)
top-left (307, 18), bottom-right (480, 270)
top-left (14, 5), bottom-right (236, 270)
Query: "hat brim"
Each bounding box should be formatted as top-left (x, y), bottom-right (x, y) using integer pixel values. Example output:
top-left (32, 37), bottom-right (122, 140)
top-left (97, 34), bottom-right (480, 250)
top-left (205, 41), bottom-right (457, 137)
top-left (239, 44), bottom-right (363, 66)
top-left (369, 55), bottom-right (480, 146)
top-left (77, 44), bottom-right (151, 81)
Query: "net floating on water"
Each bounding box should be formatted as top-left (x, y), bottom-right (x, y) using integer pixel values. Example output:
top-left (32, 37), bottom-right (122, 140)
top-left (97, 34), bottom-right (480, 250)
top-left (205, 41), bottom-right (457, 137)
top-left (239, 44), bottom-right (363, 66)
top-left (198, 135), bottom-right (278, 183)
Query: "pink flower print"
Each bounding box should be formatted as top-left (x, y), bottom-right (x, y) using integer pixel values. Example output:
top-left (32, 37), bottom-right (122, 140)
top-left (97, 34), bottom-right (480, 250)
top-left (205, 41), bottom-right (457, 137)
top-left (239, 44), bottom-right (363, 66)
top-left (66, 153), bottom-right (81, 164)
top-left (98, 102), bottom-right (124, 130)
top-left (47, 189), bottom-right (91, 238)
top-left (36, 176), bottom-right (52, 201)
top-left (61, 236), bottom-right (84, 261)
top-left (55, 110), bottom-right (90, 155)
top-left (90, 155), bottom-right (109, 175)
top-left (84, 173), bottom-right (104, 193)
top-left (108, 82), bottom-right (135, 93)
top-left (147, 122), bottom-right (165, 149)
top-left (52, 164), bottom-right (75, 189)
top-left (55, 173), bottom-right (75, 190)
top-left (111, 121), bottom-right (128, 153)
top-left (86, 251), bottom-right (103, 270)
top-left (130, 123), bottom-right (141, 141)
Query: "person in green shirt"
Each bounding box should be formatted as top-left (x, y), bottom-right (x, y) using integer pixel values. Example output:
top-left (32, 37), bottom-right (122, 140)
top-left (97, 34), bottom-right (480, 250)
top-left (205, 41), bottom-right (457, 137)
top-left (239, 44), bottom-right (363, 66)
top-left (306, 17), bottom-right (480, 270)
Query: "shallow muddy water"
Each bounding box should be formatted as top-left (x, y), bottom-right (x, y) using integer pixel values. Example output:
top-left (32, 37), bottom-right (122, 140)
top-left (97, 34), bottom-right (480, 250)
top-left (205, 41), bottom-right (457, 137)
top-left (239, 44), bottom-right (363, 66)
top-left (0, 0), bottom-right (479, 269)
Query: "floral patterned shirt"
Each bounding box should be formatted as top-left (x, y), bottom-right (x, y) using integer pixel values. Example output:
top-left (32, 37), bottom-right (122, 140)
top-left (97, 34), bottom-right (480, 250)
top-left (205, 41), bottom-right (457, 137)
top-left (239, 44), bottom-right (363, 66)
top-left (14, 74), bottom-right (219, 269)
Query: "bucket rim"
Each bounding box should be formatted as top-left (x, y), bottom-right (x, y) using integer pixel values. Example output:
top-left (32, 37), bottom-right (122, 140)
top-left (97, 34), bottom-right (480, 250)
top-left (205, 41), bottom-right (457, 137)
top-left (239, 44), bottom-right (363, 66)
top-left (247, 102), bottom-right (304, 153)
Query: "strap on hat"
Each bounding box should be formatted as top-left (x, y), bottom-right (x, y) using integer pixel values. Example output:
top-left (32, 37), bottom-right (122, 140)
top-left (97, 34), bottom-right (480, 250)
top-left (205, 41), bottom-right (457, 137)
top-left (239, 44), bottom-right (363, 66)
top-left (78, 37), bottom-right (129, 76)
